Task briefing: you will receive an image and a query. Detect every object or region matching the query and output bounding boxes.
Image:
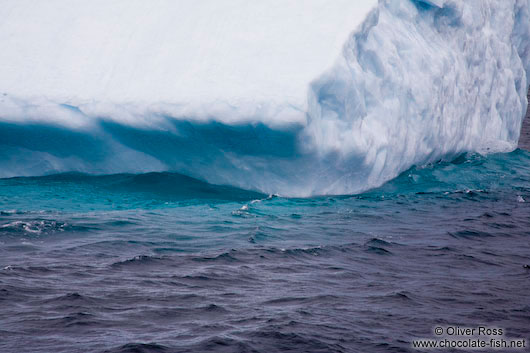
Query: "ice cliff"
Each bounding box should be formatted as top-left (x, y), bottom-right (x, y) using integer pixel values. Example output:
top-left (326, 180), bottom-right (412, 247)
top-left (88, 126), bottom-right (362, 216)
top-left (0, 0), bottom-right (529, 196)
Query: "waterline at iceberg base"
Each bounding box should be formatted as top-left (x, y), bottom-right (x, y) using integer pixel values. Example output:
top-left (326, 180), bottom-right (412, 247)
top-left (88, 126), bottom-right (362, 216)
top-left (1, 1), bottom-right (530, 353)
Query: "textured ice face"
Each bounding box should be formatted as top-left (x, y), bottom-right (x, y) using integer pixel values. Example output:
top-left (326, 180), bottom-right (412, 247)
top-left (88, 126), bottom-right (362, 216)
top-left (305, 0), bottom-right (530, 194)
top-left (0, 0), bottom-right (529, 196)
top-left (417, 0), bottom-right (445, 8)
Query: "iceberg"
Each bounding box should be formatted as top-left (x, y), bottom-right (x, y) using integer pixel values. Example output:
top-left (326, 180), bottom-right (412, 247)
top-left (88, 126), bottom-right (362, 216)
top-left (0, 0), bottom-right (376, 126)
top-left (0, 0), bottom-right (529, 196)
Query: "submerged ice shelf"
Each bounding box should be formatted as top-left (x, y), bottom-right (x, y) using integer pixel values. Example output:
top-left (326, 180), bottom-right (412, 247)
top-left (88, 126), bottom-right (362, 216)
top-left (0, 0), bottom-right (529, 196)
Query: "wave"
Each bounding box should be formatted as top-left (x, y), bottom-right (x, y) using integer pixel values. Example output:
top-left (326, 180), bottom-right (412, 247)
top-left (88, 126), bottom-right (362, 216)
top-left (0, 0), bottom-right (529, 196)
top-left (4, 171), bottom-right (266, 202)
top-left (360, 148), bottom-right (530, 200)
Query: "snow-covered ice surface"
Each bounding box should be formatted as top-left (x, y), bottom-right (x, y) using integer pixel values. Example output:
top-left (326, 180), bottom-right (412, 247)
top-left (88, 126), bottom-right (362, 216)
top-left (0, 0), bottom-right (376, 126)
top-left (0, 0), bottom-right (529, 196)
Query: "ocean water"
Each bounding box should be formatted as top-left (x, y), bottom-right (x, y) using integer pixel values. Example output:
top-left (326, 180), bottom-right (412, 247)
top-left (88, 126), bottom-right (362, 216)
top-left (1, 149), bottom-right (529, 352)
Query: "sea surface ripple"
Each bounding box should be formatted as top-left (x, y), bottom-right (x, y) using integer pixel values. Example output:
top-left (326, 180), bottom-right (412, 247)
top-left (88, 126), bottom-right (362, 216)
top-left (1, 150), bottom-right (529, 352)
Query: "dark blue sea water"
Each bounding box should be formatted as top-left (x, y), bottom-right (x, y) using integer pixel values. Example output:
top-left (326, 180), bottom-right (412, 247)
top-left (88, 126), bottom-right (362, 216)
top-left (1, 150), bottom-right (529, 353)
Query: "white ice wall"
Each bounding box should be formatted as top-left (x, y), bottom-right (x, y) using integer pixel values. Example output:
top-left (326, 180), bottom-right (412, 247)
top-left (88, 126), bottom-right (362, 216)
top-left (304, 0), bottom-right (530, 195)
top-left (0, 0), bottom-right (529, 196)
top-left (0, 0), bottom-right (376, 125)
